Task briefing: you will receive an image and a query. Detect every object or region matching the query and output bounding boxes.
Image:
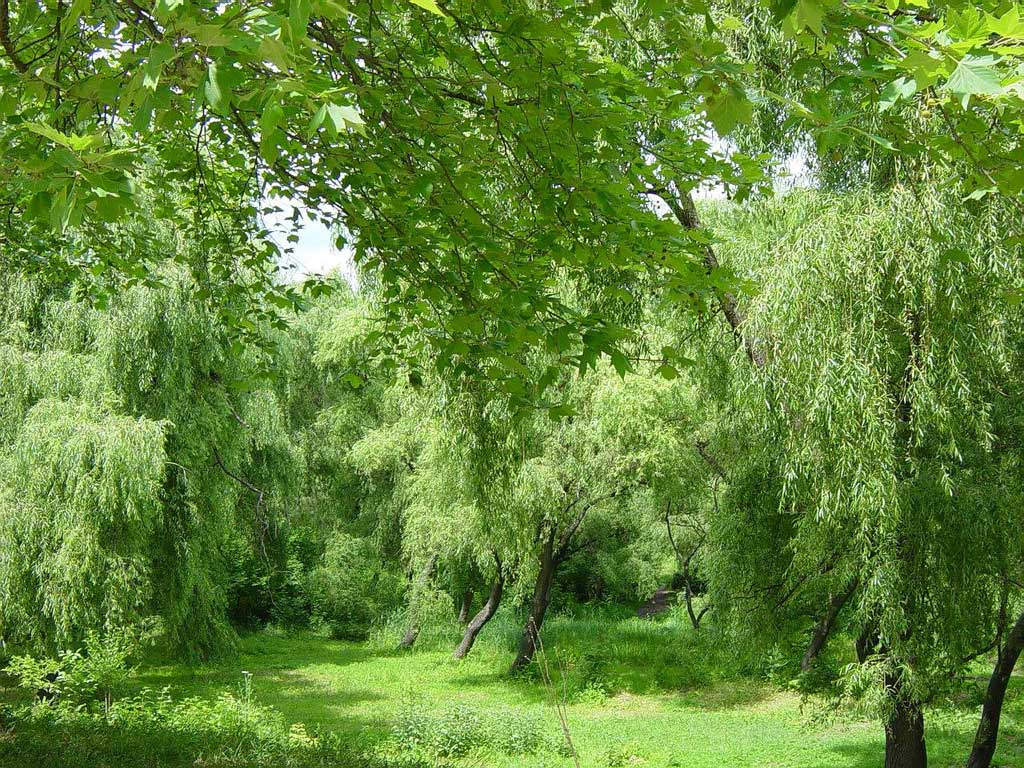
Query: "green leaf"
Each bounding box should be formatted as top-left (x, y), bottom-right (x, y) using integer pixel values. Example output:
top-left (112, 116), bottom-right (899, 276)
top-left (407, 0), bottom-right (446, 17)
top-left (787, 0), bottom-right (825, 36)
top-left (307, 103), bottom-right (328, 139)
top-left (878, 77), bottom-right (916, 112)
top-left (899, 50), bottom-right (947, 90)
top-left (25, 123), bottom-right (102, 150)
top-left (988, 7), bottom-right (1024, 38)
top-left (547, 403), bottom-right (576, 420)
top-left (260, 99), bottom-right (285, 135)
top-left (610, 349), bottom-right (631, 378)
top-left (704, 87), bottom-right (753, 136)
top-left (326, 103), bottom-right (366, 135)
top-left (204, 61), bottom-right (228, 111)
top-left (944, 55), bottom-right (1004, 107)
top-left (289, 0), bottom-right (312, 41)
top-left (657, 363), bottom-right (679, 380)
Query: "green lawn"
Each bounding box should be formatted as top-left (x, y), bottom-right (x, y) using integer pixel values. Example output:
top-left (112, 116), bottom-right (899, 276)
top-left (2, 611), bottom-right (1022, 767)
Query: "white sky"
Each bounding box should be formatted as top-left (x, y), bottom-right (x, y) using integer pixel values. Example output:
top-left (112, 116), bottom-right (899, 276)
top-left (264, 198), bottom-right (354, 283)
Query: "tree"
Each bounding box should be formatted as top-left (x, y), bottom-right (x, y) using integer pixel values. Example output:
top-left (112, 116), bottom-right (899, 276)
top-left (693, 189), bottom-right (1024, 768)
top-left (0, 265), bottom-right (307, 657)
top-left (0, 0), bottom-right (765, 398)
top-left (506, 368), bottom-right (695, 671)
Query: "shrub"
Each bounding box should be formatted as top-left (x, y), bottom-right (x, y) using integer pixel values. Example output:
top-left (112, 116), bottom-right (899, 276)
top-left (225, 527), bottom-right (319, 631)
top-left (306, 532), bottom-right (379, 640)
top-left (605, 740), bottom-right (647, 767)
top-left (6, 622), bottom-right (161, 710)
top-left (392, 700), bottom-right (550, 760)
top-left (0, 672), bottom-right (441, 768)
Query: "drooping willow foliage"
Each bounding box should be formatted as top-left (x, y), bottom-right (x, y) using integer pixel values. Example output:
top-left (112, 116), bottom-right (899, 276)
top-left (3, 180), bottom-right (1023, 768)
top-left (0, 268), bottom-right (308, 657)
top-left (698, 188), bottom-right (1024, 704)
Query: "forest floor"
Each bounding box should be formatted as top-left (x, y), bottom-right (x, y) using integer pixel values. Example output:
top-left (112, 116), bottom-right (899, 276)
top-left (1, 609), bottom-right (1021, 767)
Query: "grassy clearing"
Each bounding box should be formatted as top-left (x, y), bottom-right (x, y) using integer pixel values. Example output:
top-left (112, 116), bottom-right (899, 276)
top-left (1, 608), bottom-right (1021, 767)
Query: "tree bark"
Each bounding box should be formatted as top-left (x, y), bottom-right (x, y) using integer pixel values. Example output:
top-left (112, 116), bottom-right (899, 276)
top-left (801, 577), bottom-right (859, 671)
top-left (659, 187), bottom-right (765, 368)
top-left (453, 569), bottom-right (503, 659)
top-left (457, 589), bottom-right (474, 624)
top-left (966, 610), bottom-right (1024, 768)
top-left (399, 553), bottom-right (438, 650)
top-left (510, 530), bottom-right (558, 672)
top-left (885, 690), bottom-right (928, 768)
top-left (399, 624), bottom-right (420, 649)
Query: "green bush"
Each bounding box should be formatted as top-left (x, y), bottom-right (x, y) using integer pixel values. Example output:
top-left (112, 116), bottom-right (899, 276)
top-left (306, 533), bottom-right (380, 640)
top-left (225, 527), bottom-right (320, 631)
top-left (392, 700), bottom-right (550, 760)
top-left (0, 672), bottom-right (443, 768)
top-left (6, 622), bottom-right (161, 710)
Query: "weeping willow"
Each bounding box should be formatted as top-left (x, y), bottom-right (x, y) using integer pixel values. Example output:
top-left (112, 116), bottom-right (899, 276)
top-left (701, 187), bottom-right (1024, 700)
top-left (0, 266), bottom-right (306, 658)
top-left (0, 400), bottom-right (166, 650)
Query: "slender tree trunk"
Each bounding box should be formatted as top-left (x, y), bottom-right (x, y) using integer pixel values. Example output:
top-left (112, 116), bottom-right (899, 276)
top-left (457, 589), bottom-right (474, 624)
top-left (966, 610), bottom-right (1024, 768)
top-left (399, 624), bottom-right (420, 649)
top-left (453, 571), bottom-right (503, 659)
top-left (801, 577), bottom-right (858, 671)
top-left (510, 531), bottom-right (558, 672)
top-left (885, 690), bottom-right (928, 768)
top-left (399, 553), bottom-right (438, 650)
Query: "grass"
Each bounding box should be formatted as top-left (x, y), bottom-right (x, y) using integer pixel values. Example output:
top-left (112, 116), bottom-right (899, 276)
top-left (1, 607), bottom-right (1021, 767)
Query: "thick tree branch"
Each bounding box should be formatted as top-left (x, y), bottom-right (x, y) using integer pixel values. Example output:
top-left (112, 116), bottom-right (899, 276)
top-left (658, 185), bottom-right (766, 368)
top-left (1, 0), bottom-right (28, 72)
top-left (801, 577), bottom-right (859, 671)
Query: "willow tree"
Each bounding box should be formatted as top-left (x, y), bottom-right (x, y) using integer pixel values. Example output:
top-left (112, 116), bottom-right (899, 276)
top-left (0, 265), bottom-right (307, 657)
top-left (696, 189), bottom-right (1024, 768)
top-left (495, 367), bottom-right (696, 671)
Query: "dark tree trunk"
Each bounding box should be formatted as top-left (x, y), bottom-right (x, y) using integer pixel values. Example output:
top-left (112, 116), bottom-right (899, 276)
top-left (453, 571), bottom-right (503, 659)
top-left (966, 610), bottom-right (1024, 768)
top-left (398, 553), bottom-right (438, 650)
top-left (510, 531), bottom-right (558, 672)
top-left (457, 589), bottom-right (474, 624)
top-left (660, 189), bottom-right (765, 367)
top-left (885, 692), bottom-right (927, 768)
top-left (801, 577), bottom-right (858, 671)
top-left (399, 624), bottom-right (420, 649)
top-left (856, 623), bottom-right (878, 663)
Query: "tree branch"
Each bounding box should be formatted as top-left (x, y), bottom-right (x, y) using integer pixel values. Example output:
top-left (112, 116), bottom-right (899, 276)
top-left (1, 0), bottom-right (28, 73)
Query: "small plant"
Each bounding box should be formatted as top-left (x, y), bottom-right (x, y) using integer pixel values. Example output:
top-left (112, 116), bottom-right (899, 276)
top-left (430, 703), bottom-right (484, 757)
top-left (490, 708), bottom-right (546, 755)
top-left (605, 740), bottom-right (647, 767)
top-left (393, 700), bottom-right (549, 759)
top-left (5, 620), bottom-right (162, 713)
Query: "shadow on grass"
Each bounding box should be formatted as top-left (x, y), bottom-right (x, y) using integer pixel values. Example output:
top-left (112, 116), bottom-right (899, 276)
top-left (813, 742), bottom-right (887, 768)
top-left (669, 680), bottom-right (775, 711)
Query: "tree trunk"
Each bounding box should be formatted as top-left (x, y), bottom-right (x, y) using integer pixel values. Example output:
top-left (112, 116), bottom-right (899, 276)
top-left (801, 577), bottom-right (858, 671)
top-left (510, 531), bottom-right (558, 672)
top-left (966, 610), bottom-right (1024, 768)
top-left (885, 693), bottom-right (927, 768)
top-left (399, 553), bottom-right (438, 650)
top-left (453, 571), bottom-right (503, 659)
top-left (660, 188), bottom-right (765, 368)
top-left (457, 589), bottom-right (474, 624)
top-left (399, 624), bottom-right (420, 649)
